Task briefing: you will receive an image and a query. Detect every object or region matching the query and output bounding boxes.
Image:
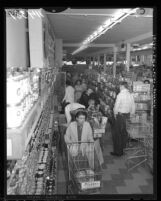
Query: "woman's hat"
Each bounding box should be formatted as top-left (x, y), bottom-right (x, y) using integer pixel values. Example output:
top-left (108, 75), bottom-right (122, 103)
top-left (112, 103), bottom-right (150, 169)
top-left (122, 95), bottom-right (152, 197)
top-left (74, 108), bottom-right (87, 118)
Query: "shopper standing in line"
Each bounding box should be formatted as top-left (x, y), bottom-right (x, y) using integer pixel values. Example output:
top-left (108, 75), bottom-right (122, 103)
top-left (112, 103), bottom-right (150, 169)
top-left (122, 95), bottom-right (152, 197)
top-left (111, 81), bottom-right (135, 156)
top-left (79, 87), bottom-right (100, 108)
top-left (66, 72), bottom-right (72, 82)
top-left (62, 80), bottom-right (75, 112)
top-left (81, 78), bottom-right (88, 92)
top-left (72, 73), bottom-right (79, 85)
top-left (74, 80), bottom-right (83, 102)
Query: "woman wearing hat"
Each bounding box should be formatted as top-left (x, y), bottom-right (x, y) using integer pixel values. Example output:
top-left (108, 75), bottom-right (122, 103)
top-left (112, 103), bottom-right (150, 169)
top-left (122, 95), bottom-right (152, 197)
top-left (64, 110), bottom-right (94, 169)
top-left (64, 109), bottom-right (105, 170)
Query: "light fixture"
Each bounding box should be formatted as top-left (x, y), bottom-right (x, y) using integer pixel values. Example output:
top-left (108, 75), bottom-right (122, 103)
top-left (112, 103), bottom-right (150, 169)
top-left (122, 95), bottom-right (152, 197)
top-left (72, 8), bottom-right (139, 55)
top-left (138, 8), bottom-right (145, 15)
top-left (43, 7), bottom-right (68, 13)
top-left (132, 42), bottom-right (152, 51)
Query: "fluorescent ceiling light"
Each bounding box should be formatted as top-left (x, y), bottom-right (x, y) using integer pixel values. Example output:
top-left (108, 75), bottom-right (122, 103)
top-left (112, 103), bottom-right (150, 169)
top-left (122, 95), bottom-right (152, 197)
top-left (133, 43), bottom-right (153, 51)
top-left (72, 8), bottom-right (139, 55)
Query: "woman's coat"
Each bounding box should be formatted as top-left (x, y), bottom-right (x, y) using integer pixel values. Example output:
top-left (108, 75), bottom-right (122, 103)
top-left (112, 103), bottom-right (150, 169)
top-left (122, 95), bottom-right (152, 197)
top-left (64, 121), bottom-right (104, 169)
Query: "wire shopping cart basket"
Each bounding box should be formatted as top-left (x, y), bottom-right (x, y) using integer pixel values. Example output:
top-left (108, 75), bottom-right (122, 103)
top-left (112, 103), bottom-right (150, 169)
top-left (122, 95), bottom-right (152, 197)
top-left (123, 116), bottom-right (153, 171)
top-left (66, 141), bottom-right (102, 194)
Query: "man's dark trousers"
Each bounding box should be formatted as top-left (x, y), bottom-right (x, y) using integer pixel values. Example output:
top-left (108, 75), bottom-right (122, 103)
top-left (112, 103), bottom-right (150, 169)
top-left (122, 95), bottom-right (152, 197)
top-left (112, 113), bottom-right (129, 155)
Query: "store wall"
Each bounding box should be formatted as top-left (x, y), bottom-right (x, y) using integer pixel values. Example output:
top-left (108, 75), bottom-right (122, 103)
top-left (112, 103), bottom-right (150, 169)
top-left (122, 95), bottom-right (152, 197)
top-left (7, 16), bottom-right (28, 68)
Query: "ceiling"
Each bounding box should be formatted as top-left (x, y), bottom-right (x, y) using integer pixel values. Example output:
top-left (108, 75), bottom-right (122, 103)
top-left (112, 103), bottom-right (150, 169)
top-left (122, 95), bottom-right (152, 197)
top-left (46, 8), bottom-right (153, 57)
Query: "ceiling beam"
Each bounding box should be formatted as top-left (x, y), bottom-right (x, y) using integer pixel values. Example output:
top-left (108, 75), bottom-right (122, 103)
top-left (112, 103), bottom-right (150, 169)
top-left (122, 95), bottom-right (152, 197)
top-left (63, 43), bottom-right (115, 47)
top-left (84, 48), bottom-right (114, 57)
top-left (123, 32), bottom-right (152, 44)
top-left (46, 12), bottom-right (115, 17)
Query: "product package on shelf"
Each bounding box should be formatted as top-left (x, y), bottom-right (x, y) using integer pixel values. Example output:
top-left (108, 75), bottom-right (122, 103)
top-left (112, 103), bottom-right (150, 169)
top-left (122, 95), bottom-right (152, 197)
top-left (133, 82), bottom-right (151, 92)
top-left (44, 153), bottom-right (57, 195)
top-left (44, 126), bottom-right (58, 195)
top-left (127, 112), bottom-right (148, 124)
top-left (132, 92), bottom-right (151, 102)
top-left (132, 81), bottom-right (151, 125)
top-left (135, 103), bottom-right (148, 110)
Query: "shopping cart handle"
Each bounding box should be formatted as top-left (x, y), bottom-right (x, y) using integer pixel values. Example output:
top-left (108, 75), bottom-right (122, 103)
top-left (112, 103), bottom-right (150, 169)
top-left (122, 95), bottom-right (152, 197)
top-left (67, 141), bottom-right (91, 144)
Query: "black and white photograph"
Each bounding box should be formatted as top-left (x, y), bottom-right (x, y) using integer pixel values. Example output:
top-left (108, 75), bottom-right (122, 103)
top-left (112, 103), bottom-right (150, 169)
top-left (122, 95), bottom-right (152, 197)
top-left (5, 7), bottom-right (156, 200)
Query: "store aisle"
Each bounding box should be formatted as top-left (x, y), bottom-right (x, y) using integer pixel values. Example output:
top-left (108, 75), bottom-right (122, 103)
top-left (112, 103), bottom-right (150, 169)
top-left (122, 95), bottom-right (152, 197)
top-left (57, 113), bottom-right (68, 194)
top-left (57, 151), bottom-right (67, 194)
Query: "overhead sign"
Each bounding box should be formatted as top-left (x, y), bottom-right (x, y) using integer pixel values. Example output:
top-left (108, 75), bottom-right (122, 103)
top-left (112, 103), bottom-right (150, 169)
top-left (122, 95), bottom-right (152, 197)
top-left (6, 9), bottom-right (44, 20)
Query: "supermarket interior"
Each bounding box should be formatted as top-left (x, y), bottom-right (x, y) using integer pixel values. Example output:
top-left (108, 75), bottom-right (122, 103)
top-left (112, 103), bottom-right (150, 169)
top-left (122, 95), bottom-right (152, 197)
top-left (6, 7), bottom-right (156, 198)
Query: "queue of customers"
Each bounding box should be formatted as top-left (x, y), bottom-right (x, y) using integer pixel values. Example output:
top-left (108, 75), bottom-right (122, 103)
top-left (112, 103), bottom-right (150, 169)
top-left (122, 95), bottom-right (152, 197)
top-left (61, 72), bottom-right (136, 170)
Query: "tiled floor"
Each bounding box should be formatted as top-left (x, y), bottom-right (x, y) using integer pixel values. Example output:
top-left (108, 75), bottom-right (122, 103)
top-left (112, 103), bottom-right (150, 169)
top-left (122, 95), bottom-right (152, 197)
top-left (57, 122), bottom-right (153, 194)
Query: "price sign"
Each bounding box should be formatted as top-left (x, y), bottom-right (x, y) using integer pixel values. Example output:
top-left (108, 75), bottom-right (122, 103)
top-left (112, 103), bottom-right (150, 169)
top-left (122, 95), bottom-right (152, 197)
top-left (94, 133), bottom-right (102, 138)
top-left (81, 181), bottom-right (100, 190)
top-left (7, 139), bottom-right (12, 156)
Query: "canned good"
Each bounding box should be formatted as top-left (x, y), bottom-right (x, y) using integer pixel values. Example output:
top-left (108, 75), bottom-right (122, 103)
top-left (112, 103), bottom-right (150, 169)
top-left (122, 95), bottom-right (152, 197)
top-left (37, 178), bottom-right (43, 183)
top-left (37, 184), bottom-right (43, 189)
top-left (38, 164), bottom-right (45, 170)
top-left (35, 191), bottom-right (41, 195)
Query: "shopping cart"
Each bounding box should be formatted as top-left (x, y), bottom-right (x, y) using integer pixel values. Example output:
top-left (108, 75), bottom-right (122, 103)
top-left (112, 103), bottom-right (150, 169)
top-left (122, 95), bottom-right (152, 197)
top-left (123, 117), bottom-right (152, 171)
top-left (66, 142), bottom-right (102, 194)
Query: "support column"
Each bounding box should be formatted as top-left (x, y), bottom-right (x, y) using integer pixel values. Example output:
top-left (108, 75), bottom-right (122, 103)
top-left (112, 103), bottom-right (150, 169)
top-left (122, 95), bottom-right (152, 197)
top-left (136, 55), bottom-right (137, 63)
top-left (95, 56), bottom-right (97, 66)
top-left (89, 57), bottom-right (91, 65)
top-left (85, 57), bottom-right (87, 65)
top-left (126, 43), bottom-right (131, 71)
top-left (91, 57), bottom-right (93, 66)
top-left (93, 56), bottom-right (95, 66)
top-left (28, 10), bottom-right (44, 68)
top-left (103, 53), bottom-right (106, 72)
top-left (55, 39), bottom-right (63, 68)
top-left (113, 47), bottom-right (117, 78)
top-left (97, 55), bottom-right (100, 66)
top-left (141, 55), bottom-right (144, 65)
top-left (92, 57), bottom-right (95, 66)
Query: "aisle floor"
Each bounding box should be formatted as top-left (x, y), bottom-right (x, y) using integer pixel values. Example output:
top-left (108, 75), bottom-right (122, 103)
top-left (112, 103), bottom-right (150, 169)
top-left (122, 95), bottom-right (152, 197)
top-left (57, 122), bottom-right (153, 194)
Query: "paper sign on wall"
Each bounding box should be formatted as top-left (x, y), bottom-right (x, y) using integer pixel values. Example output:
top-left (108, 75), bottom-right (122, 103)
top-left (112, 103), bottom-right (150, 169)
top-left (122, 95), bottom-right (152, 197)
top-left (7, 139), bottom-right (12, 156)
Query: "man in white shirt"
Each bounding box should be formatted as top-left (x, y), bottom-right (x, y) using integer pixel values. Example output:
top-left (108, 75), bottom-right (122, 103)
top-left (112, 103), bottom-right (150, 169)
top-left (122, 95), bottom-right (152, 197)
top-left (111, 81), bottom-right (135, 156)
